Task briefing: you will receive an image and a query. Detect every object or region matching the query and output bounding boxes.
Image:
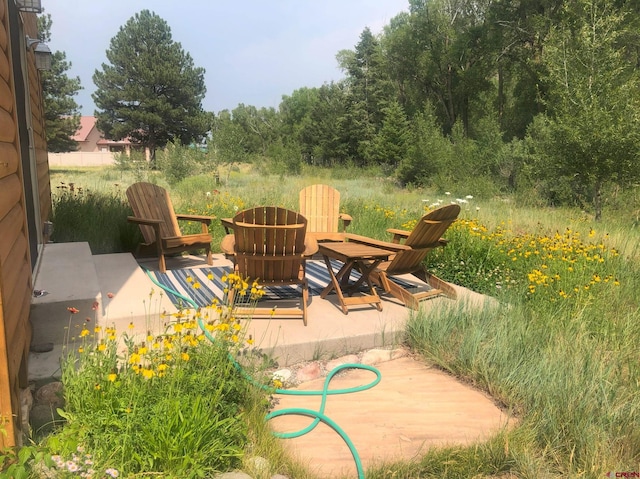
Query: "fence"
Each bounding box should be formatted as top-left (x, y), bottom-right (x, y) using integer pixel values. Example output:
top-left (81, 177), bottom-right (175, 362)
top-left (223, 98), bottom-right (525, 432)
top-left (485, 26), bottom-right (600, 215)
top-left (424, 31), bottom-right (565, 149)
top-left (48, 151), bottom-right (116, 167)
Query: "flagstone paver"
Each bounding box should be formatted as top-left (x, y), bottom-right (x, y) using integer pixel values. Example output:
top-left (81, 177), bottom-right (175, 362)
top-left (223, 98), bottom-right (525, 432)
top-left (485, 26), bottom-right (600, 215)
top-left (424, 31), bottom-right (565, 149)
top-left (269, 355), bottom-right (514, 478)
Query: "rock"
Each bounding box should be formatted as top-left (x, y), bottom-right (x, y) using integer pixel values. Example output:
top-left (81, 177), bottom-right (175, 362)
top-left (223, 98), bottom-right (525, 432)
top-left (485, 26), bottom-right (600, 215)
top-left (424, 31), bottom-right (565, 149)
top-left (30, 342), bottom-right (54, 353)
top-left (29, 403), bottom-right (63, 437)
top-left (20, 388), bottom-right (33, 434)
top-left (326, 354), bottom-right (359, 372)
top-left (295, 362), bottom-right (322, 383)
top-left (34, 381), bottom-right (65, 408)
top-left (360, 348), bottom-right (393, 365)
top-left (390, 348), bottom-right (408, 360)
top-left (270, 475), bottom-right (290, 479)
top-left (272, 369), bottom-right (292, 384)
top-left (246, 456), bottom-right (269, 475)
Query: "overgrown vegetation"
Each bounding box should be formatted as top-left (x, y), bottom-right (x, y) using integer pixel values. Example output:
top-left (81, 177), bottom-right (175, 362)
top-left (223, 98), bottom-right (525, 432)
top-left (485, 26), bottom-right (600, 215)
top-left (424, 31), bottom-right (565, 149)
top-left (38, 275), bottom-right (271, 478)
top-left (37, 164), bottom-right (640, 478)
top-left (49, 181), bottom-right (142, 254)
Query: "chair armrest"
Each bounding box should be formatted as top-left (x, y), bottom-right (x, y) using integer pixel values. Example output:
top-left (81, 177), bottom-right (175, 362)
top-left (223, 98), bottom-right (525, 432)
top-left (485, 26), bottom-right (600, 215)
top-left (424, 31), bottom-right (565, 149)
top-left (175, 214), bottom-right (213, 225)
top-left (220, 217), bottom-right (234, 234)
top-left (127, 216), bottom-right (163, 226)
top-left (303, 236), bottom-right (319, 257)
top-left (386, 228), bottom-right (410, 244)
top-left (220, 234), bottom-right (235, 255)
top-left (344, 233), bottom-right (411, 252)
top-left (338, 213), bottom-right (353, 231)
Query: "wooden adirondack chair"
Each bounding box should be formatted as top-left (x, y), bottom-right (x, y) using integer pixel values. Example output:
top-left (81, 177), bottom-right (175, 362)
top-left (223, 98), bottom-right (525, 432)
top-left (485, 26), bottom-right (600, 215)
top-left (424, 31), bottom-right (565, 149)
top-left (345, 204), bottom-right (461, 309)
top-left (299, 184), bottom-right (352, 242)
top-left (126, 182), bottom-right (213, 273)
top-left (220, 206), bottom-right (319, 325)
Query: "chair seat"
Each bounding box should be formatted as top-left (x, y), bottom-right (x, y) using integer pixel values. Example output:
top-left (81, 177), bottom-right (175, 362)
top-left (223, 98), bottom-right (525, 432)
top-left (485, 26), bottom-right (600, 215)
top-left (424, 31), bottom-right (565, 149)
top-left (163, 233), bottom-right (213, 249)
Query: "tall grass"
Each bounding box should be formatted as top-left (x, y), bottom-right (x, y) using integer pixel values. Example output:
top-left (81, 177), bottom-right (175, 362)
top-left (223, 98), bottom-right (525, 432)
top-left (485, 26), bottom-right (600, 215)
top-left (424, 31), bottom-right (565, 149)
top-left (50, 182), bottom-right (142, 254)
top-left (47, 163), bottom-right (640, 478)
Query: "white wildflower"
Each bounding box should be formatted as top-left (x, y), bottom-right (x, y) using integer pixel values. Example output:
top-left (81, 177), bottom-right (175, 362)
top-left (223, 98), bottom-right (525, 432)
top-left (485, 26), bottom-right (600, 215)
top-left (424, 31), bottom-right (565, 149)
top-left (466, 195), bottom-right (473, 199)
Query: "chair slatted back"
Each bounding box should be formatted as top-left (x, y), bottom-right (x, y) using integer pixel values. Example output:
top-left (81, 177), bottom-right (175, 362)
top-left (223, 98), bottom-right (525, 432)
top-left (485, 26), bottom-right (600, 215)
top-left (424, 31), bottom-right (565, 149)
top-left (299, 184), bottom-right (341, 234)
top-left (126, 182), bottom-right (181, 243)
top-left (232, 206), bottom-right (307, 283)
top-left (387, 204), bottom-right (461, 275)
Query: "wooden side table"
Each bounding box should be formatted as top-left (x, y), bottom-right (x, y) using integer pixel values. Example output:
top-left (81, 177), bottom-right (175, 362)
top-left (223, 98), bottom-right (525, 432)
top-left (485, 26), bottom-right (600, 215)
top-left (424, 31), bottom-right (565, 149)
top-left (318, 242), bottom-right (392, 314)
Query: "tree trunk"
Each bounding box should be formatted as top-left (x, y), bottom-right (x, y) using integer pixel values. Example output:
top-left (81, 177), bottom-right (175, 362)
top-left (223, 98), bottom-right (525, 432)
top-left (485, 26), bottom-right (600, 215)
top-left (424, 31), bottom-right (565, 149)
top-left (594, 180), bottom-right (602, 221)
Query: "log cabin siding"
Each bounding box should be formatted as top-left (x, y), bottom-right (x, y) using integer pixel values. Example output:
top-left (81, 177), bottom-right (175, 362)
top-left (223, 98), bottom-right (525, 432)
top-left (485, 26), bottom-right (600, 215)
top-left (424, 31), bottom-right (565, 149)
top-left (0, 0), bottom-right (50, 448)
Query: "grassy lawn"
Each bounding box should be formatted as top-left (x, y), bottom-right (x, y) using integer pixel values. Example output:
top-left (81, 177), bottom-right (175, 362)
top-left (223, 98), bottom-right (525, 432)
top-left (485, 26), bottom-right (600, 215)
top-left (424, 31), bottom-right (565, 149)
top-left (38, 164), bottom-right (640, 478)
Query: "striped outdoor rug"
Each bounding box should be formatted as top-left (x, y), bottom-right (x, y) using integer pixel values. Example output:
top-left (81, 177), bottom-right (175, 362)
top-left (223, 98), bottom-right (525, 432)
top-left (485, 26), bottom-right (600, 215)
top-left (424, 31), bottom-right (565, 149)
top-left (148, 259), bottom-right (417, 309)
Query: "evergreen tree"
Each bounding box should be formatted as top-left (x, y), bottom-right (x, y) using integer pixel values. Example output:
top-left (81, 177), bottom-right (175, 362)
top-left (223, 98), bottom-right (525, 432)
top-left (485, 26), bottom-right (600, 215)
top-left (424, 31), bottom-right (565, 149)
top-left (371, 101), bottom-right (409, 167)
top-left (92, 10), bottom-right (210, 161)
top-left (38, 13), bottom-right (82, 152)
top-left (397, 102), bottom-right (452, 186)
top-left (338, 28), bottom-right (393, 164)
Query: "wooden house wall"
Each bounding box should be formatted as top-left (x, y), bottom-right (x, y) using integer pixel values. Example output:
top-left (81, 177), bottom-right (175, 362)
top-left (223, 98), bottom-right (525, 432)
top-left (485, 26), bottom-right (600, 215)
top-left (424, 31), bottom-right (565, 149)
top-left (0, 0), bottom-right (50, 449)
top-left (23, 12), bottom-right (50, 226)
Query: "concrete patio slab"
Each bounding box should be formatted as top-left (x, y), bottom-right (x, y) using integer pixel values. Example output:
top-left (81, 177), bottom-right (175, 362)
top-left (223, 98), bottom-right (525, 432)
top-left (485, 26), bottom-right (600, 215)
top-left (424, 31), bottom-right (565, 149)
top-left (270, 356), bottom-right (513, 478)
top-left (30, 242), bottom-right (102, 347)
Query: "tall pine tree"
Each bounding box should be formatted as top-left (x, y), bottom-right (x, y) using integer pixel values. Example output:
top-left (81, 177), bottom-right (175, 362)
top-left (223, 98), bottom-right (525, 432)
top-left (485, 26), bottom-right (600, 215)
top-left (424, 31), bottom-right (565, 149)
top-left (93, 10), bottom-right (210, 161)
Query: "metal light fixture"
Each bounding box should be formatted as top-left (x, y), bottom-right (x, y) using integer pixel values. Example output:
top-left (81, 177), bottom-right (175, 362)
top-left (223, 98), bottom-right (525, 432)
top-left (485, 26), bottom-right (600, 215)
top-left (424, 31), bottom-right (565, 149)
top-left (16, 0), bottom-right (43, 13)
top-left (26, 36), bottom-right (52, 71)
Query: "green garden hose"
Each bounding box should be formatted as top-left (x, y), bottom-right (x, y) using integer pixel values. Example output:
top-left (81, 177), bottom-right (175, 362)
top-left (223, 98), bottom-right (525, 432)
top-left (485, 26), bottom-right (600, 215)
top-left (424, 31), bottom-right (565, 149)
top-left (143, 267), bottom-right (381, 479)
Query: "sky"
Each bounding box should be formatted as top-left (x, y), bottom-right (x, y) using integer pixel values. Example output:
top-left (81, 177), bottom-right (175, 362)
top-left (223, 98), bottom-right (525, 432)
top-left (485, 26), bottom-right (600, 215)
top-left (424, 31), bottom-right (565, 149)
top-left (42, 0), bottom-right (408, 116)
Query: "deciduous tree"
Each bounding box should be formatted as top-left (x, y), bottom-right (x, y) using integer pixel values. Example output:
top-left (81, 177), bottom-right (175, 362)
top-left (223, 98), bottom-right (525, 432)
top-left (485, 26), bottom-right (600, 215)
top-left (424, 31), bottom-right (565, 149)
top-left (531, 0), bottom-right (640, 220)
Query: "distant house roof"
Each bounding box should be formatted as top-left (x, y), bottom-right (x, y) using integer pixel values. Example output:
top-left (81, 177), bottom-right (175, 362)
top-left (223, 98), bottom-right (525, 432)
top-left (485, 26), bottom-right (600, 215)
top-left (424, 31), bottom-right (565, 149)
top-left (72, 116), bottom-right (98, 142)
top-left (72, 116), bottom-right (131, 145)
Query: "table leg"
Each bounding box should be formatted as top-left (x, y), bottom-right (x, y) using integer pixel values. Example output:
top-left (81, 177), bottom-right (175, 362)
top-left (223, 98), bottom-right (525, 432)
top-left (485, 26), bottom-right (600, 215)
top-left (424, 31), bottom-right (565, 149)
top-left (352, 259), bottom-right (384, 311)
top-left (320, 256), bottom-right (356, 315)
